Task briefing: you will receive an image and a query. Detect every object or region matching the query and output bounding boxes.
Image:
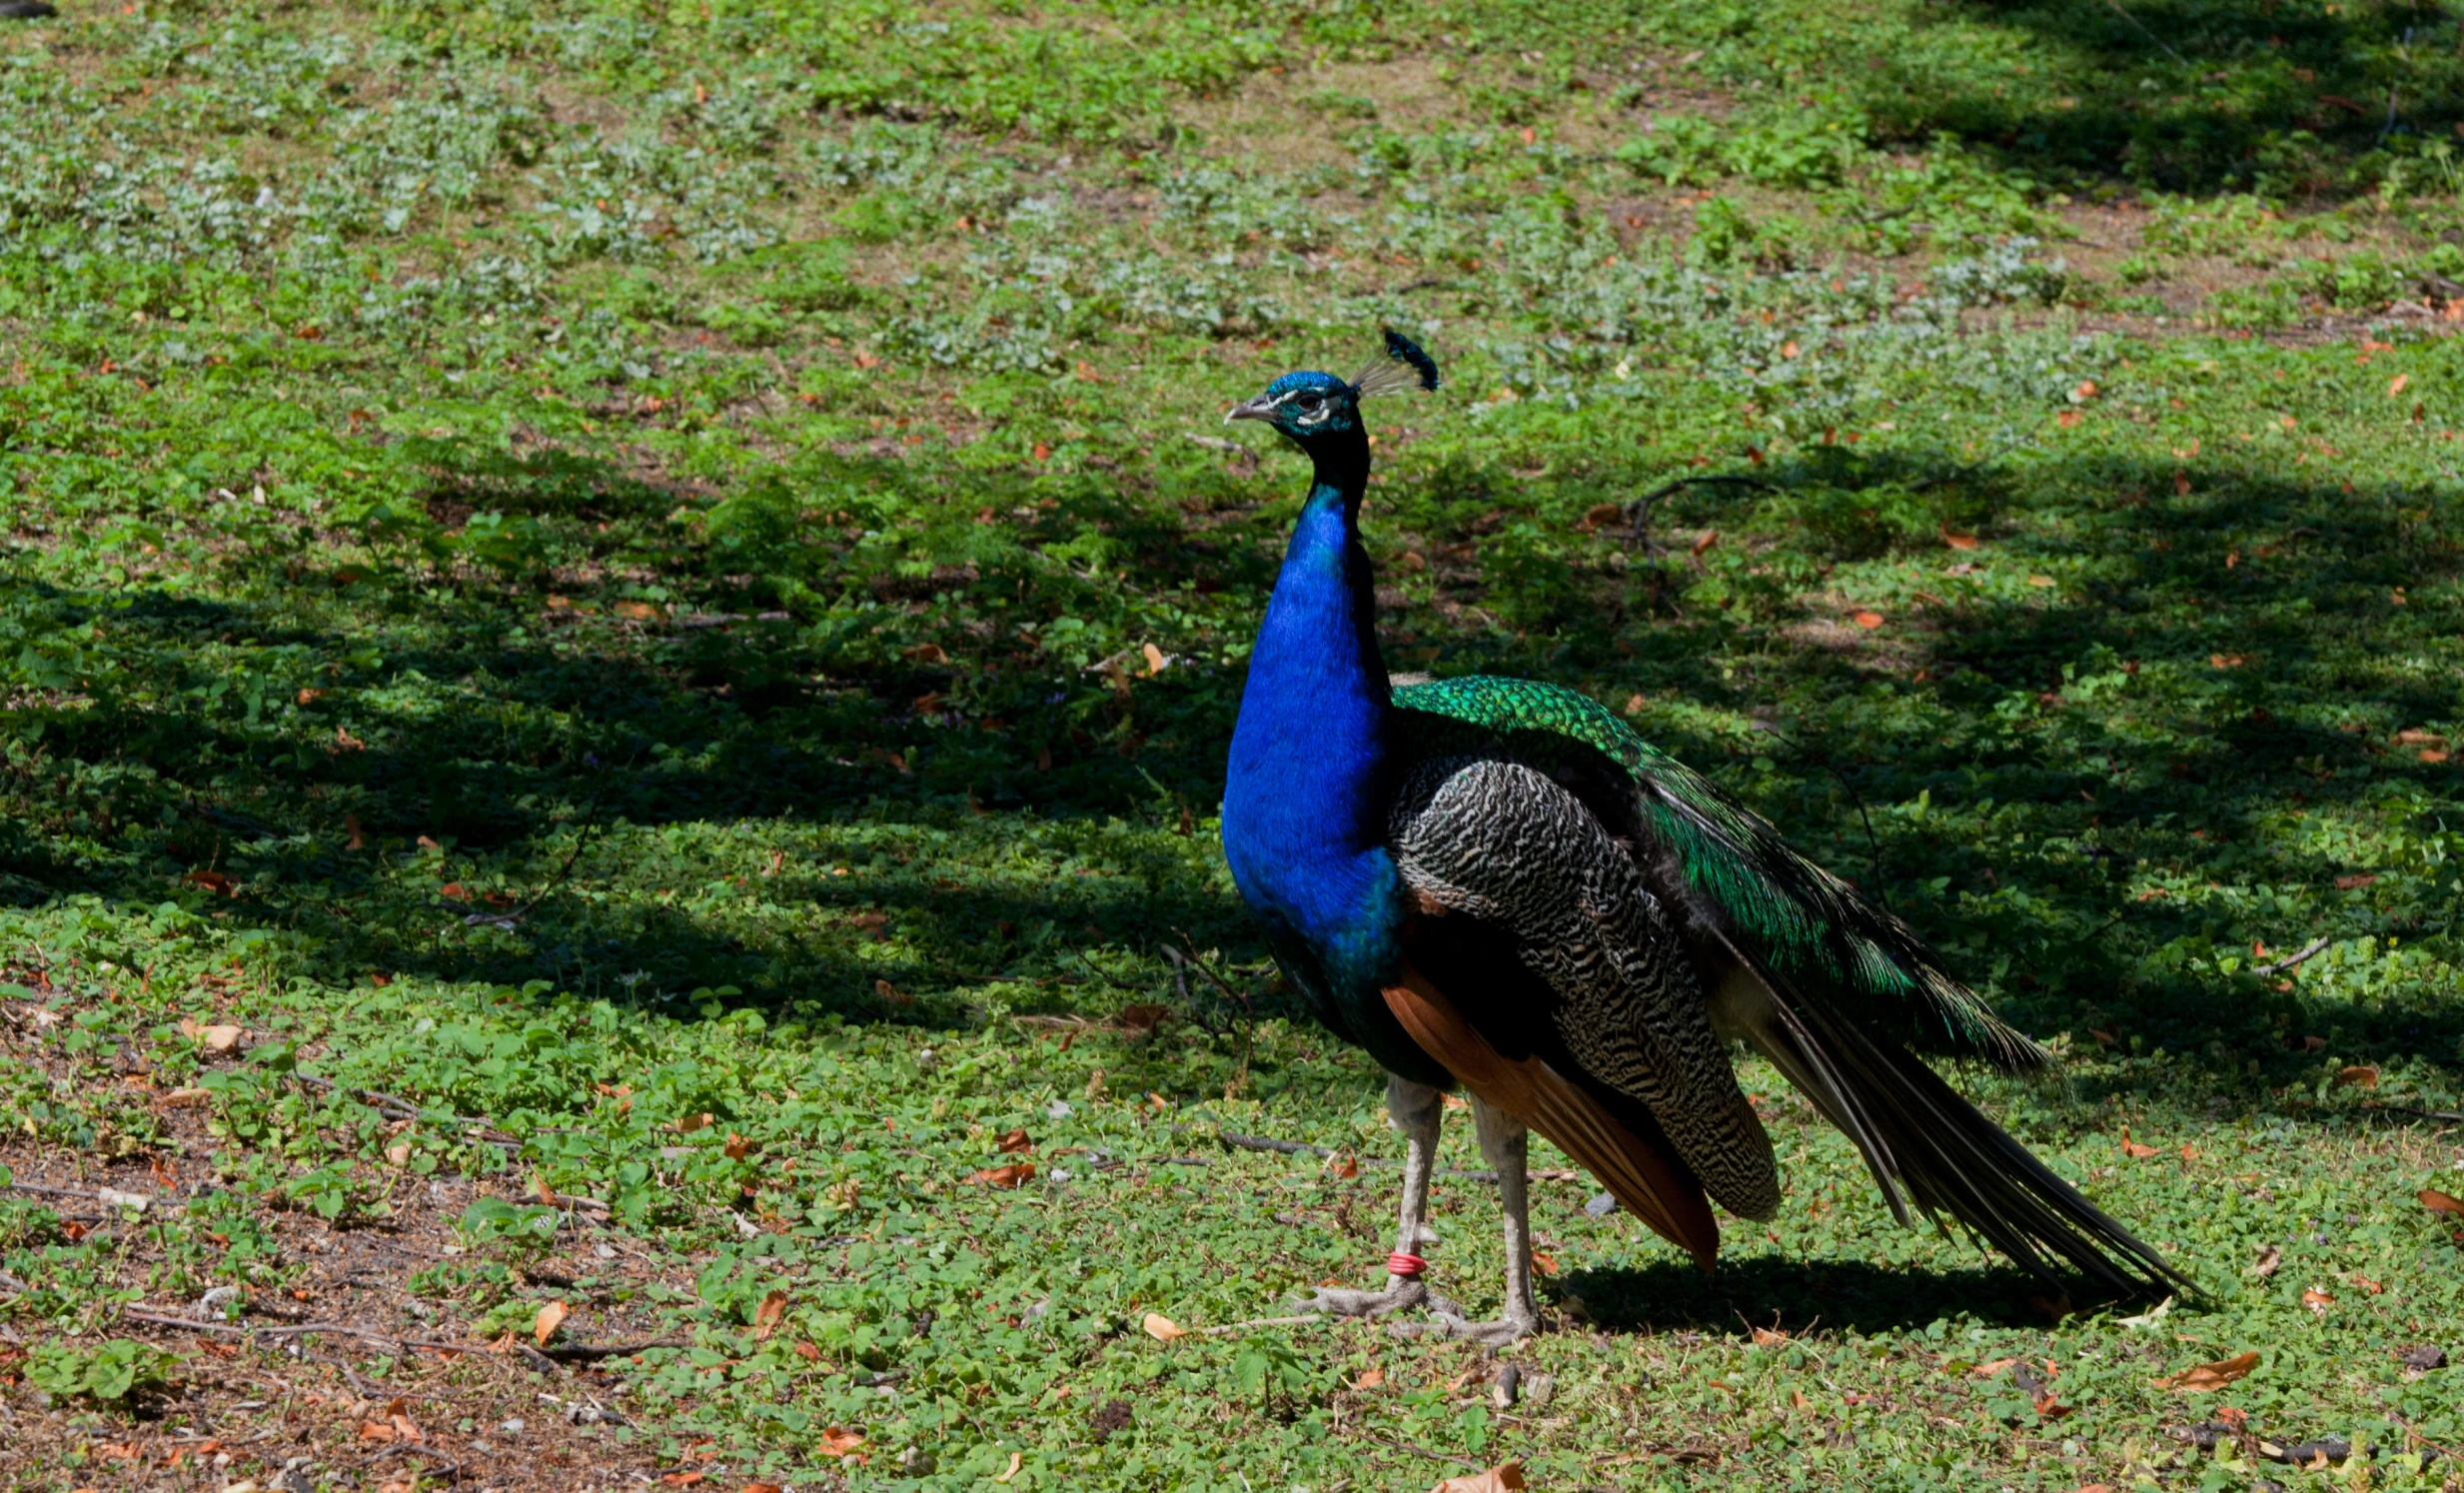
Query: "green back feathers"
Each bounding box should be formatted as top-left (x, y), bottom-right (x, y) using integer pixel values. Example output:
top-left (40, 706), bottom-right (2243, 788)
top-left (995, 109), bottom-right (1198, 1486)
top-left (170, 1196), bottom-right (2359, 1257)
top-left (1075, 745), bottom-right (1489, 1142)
top-left (1391, 676), bottom-right (2044, 1070)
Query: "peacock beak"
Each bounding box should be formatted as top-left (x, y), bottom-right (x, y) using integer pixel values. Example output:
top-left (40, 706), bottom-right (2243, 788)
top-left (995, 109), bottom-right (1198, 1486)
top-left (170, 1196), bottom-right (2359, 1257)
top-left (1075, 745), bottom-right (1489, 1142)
top-left (1225, 395), bottom-right (1277, 425)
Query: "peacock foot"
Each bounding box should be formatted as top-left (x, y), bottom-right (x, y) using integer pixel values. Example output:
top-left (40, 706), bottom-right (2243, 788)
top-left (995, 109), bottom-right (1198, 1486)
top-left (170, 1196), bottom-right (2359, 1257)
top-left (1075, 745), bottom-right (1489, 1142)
top-left (1291, 1275), bottom-right (1429, 1320)
top-left (1400, 1305), bottom-right (1543, 1345)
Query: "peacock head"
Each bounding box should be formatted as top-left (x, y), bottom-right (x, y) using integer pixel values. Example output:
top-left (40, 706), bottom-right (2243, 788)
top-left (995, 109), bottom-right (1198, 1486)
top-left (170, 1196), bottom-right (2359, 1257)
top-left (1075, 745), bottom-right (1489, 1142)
top-left (1225, 328), bottom-right (1440, 448)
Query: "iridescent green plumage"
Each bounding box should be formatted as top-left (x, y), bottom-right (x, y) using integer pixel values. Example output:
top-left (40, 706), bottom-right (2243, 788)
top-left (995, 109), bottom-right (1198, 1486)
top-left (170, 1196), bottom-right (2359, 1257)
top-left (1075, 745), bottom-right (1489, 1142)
top-left (1393, 675), bottom-right (2045, 1071)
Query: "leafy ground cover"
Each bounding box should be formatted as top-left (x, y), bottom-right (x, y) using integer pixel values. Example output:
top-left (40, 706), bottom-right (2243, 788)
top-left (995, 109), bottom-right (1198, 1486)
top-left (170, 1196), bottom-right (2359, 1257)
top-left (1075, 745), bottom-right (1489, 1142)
top-left (2, 0), bottom-right (2463, 1489)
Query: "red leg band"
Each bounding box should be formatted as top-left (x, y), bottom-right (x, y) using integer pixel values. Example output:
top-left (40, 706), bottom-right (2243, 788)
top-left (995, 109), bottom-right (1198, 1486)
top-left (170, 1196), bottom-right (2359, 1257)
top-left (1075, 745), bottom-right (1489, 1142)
top-left (1386, 1252), bottom-right (1427, 1277)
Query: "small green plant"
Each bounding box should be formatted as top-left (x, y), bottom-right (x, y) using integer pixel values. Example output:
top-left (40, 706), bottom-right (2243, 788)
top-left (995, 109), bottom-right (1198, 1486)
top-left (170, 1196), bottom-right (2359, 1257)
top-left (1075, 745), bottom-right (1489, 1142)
top-left (24, 1339), bottom-right (179, 1404)
top-left (457, 1197), bottom-right (564, 1253)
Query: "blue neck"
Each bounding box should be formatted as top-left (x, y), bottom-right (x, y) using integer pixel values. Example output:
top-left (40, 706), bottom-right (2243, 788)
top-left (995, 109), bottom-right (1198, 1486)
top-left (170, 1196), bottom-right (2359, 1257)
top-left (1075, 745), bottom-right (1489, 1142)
top-left (1223, 432), bottom-right (1440, 1081)
top-left (1225, 436), bottom-right (1389, 883)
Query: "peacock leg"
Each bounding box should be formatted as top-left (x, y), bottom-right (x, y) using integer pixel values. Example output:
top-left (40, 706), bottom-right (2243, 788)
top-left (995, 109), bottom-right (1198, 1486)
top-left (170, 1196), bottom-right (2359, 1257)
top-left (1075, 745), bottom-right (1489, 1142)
top-left (1420, 1096), bottom-right (1542, 1344)
top-left (1293, 1073), bottom-right (1439, 1319)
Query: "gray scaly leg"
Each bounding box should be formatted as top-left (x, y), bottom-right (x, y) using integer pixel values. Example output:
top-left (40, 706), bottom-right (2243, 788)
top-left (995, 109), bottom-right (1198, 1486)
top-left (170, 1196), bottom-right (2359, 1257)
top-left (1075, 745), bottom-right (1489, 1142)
top-left (1420, 1096), bottom-right (1542, 1344)
top-left (1294, 1073), bottom-right (1440, 1319)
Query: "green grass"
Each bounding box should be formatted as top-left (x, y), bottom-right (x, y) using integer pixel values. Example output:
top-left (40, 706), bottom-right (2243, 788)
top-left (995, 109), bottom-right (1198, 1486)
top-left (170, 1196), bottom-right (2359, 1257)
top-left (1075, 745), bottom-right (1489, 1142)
top-left (1, 0), bottom-right (2463, 1489)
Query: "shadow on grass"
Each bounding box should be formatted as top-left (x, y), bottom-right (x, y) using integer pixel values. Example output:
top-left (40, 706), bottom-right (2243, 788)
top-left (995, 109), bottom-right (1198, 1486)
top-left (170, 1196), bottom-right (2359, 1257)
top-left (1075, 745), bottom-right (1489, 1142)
top-left (1866, 0), bottom-right (2458, 191)
top-left (1568, 1253), bottom-right (2086, 1338)
top-left (5, 437), bottom-right (2459, 1084)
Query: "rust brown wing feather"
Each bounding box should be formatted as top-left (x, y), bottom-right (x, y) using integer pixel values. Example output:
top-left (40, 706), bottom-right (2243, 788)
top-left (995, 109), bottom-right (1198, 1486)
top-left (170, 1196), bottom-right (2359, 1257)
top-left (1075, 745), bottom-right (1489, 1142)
top-left (1383, 965), bottom-right (1720, 1270)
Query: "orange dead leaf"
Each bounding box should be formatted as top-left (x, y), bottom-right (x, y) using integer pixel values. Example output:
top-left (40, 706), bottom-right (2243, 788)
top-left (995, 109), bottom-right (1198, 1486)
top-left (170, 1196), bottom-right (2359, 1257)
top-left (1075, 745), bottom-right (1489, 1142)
top-left (752, 1290), bottom-right (787, 1341)
top-left (2418, 1188), bottom-right (2464, 1216)
top-left (2161, 1350), bottom-right (2258, 1391)
top-left (2253, 1244), bottom-right (2282, 1277)
top-left (616, 601), bottom-right (659, 621)
top-left (994, 1128), bottom-right (1033, 1153)
top-left (661, 1474), bottom-right (706, 1488)
top-left (2334, 873), bottom-right (2378, 890)
top-left (964, 1163), bottom-right (1035, 1188)
top-left (1430, 1461), bottom-right (1526, 1493)
top-left (2388, 373), bottom-right (2409, 398)
top-left (1325, 1151), bottom-right (1359, 1179)
top-left (2119, 1127), bottom-right (2160, 1159)
top-left (2072, 379), bottom-right (2098, 402)
top-left (723, 1132), bottom-right (753, 1159)
top-left (995, 1451), bottom-right (1024, 1483)
top-left (742, 1485), bottom-right (785, 1493)
top-left (1850, 610), bottom-right (1885, 630)
top-left (2336, 1065), bottom-right (2378, 1087)
top-left (1531, 1250), bottom-right (1559, 1278)
top-left (1032, 442), bottom-right (1052, 462)
top-left (1141, 1313), bottom-right (1187, 1342)
top-left (342, 812), bottom-right (366, 850)
top-left (1351, 1366), bottom-right (1386, 1390)
top-left (2209, 654), bottom-right (2246, 669)
top-left (534, 1300), bottom-right (568, 1347)
top-left (2302, 1286), bottom-right (2334, 1315)
top-left (1692, 528), bottom-right (1721, 556)
top-left (2056, 409), bottom-right (2081, 428)
top-left (1940, 523), bottom-right (1979, 551)
top-left (2026, 575), bottom-right (2055, 587)
top-left (818, 1427), bottom-right (867, 1455)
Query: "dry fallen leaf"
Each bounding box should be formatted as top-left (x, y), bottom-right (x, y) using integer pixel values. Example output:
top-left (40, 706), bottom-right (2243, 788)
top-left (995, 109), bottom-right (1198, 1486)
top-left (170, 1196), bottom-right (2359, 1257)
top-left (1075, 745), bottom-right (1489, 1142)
top-left (1141, 641), bottom-right (1168, 676)
top-left (963, 1163), bottom-right (1035, 1188)
top-left (2336, 1064), bottom-right (2378, 1087)
top-left (2252, 1244), bottom-right (2282, 1278)
top-left (2161, 1350), bottom-right (2259, 1391)
top-left (1940, 523), bottom-right (1979, 551)
top-left (723, 1132), bottom-right (753, 1160)
top-left (817, 1427), bottom-right (866, 1456)
top-left (994, 1128), bottom-right (1033, 1154)
top-left (1850, 610), bottom-right (1885, 630)
top-left (2333, 873), bottom-right (2378, 890)
top-left (2418, 1187), bottom-right (2464, 1217)
top-left (1350, 1366), bottom-right (1386, 1390)
top-left (1325, 1151), bottom-right (1360, 1179)
top-left (2389, 373), bottom-right (2410, 398)
top-left (752, 1290), bottom-right (788, 1341)
top-left (201, 1023), bottom-right (243, 1053)
top-left (1430, 1461), bottom-right (1526, 1493)
top-left (995, 1451), bottom-right (1024, 1483)
top-left (2120, 1127), bottom-right (2161, 1159)
top-left (2302, 1286), bottom-right (2335, 1315)
top-left (1141, 1312), bottom-right (1187, 1342)
top-left (673, 1112), bottom-right (712, 1134)
top-left (534, 1300), bottom-right (568, 1347)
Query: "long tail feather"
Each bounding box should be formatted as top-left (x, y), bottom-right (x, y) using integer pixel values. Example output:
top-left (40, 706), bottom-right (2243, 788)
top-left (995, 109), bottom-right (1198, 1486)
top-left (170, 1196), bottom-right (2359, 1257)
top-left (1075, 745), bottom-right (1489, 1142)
top-left (1716, 949), bottom-right (2186, 1298)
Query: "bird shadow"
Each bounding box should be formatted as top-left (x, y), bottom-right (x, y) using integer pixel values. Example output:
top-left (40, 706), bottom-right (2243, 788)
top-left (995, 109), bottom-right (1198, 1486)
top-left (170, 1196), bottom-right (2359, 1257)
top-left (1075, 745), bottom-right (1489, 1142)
top-left (1565, 1253), bottom-right (2108, 1339)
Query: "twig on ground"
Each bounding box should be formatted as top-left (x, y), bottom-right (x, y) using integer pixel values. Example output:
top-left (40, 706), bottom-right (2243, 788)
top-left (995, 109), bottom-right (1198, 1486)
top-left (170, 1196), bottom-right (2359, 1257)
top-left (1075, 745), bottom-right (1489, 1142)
top-left (1200, 1315), bottom-right (1322, 1337)
top-left (1213, 1131), bottom-right (1504, 1181)
top-left (1623, 476), bottom-right (1777, 555)
top-left (1357, 1429), bottom-right (1485, 1470)
top-left (2252, 935), bottom-right (2332, 975)
top-left (539, 1337), bottom-right (689, 1363)
top-left (2360, 1103), bottom-right (2464, 1124)
top-left (2100, 0), bottom-right (2186, 64)
top-left (121, 1308), bottom-right (490, 1361)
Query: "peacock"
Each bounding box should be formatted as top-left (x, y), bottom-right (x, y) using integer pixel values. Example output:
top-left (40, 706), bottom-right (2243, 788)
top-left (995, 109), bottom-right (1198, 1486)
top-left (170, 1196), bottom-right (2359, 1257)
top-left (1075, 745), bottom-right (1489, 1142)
top-left (1218, 330), bottom-right (2183, 1342)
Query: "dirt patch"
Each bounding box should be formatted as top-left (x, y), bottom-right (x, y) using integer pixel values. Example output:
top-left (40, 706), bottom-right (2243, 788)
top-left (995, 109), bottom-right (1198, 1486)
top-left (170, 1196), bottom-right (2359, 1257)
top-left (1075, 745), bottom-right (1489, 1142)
top-left (0, 1031), bottom-right (698, 1491)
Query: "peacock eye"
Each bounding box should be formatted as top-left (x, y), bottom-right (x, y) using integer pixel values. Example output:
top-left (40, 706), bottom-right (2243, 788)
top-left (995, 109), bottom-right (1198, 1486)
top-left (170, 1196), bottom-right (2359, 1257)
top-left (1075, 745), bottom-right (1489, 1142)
top-left (1294, 391), bottom-right (1323, 412)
